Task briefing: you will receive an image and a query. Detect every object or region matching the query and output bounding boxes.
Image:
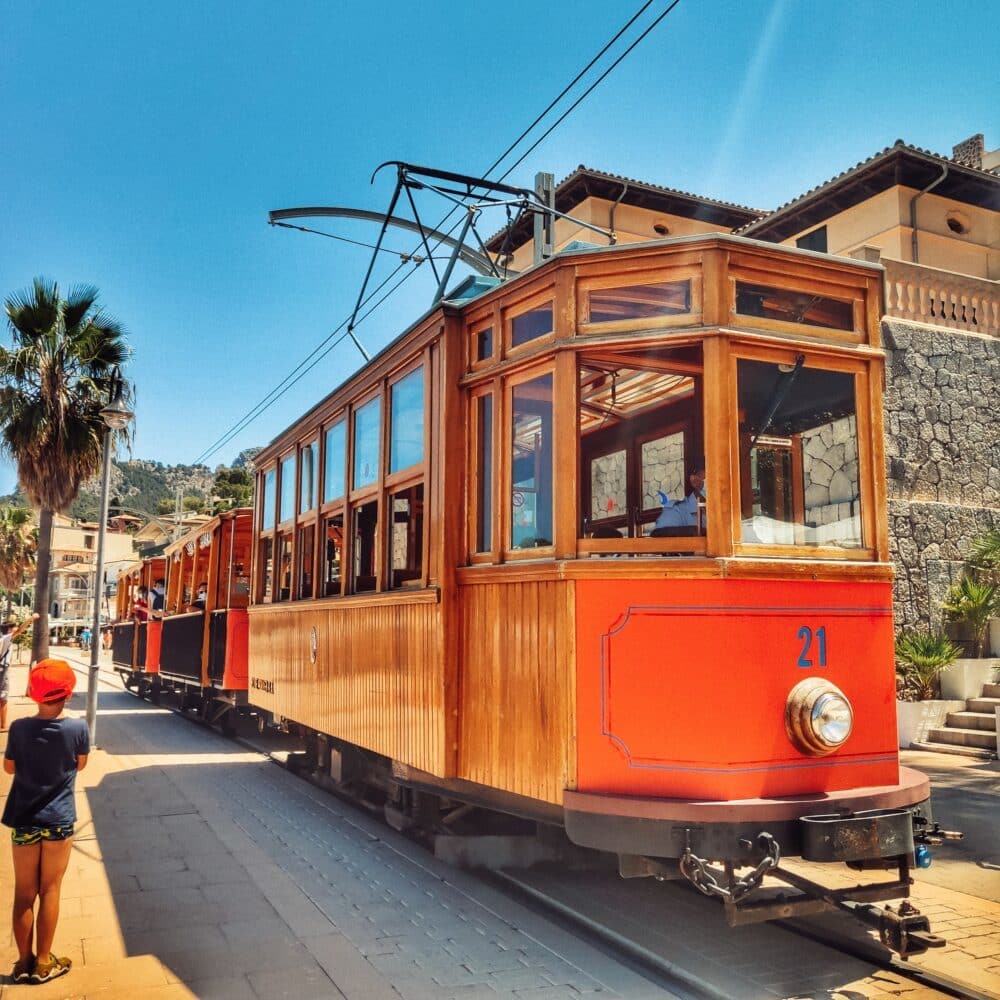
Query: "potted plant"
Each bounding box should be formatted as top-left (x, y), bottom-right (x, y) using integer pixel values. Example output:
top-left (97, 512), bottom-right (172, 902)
top-left (895, 629), bottom-right (964, 748)
top-left (941, 574), bottom-right (1000, 700)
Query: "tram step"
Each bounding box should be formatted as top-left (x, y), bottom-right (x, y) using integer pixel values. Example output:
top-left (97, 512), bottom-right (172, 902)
top-left (925, 726), bottom-right (998, 750)
top-left (967, 696), bottom-right (1000, 714)
top-left (945, 710), bottom-right (998, 732)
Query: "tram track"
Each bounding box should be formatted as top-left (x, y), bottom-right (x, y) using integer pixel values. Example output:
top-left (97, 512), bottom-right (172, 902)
top-left (77, 659), bottom-right (988, 1000)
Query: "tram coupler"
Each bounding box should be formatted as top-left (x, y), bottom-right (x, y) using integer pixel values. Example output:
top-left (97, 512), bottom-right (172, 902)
top-left (848, 899), bottom-right (946, 960)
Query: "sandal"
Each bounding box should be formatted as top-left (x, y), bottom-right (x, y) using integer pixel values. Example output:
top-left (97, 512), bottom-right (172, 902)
top-left (30, 953), bottom-right (71, 984)
top-left (11, 956), bottom-right (34, 983)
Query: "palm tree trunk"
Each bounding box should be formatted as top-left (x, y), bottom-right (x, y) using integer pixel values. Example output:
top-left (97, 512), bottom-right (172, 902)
top-left (31, 507), bottom-right (53, 662)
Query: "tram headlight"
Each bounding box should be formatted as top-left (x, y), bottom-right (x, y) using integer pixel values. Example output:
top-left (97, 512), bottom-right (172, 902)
top-left (785, 678), bottom-right (854, 756)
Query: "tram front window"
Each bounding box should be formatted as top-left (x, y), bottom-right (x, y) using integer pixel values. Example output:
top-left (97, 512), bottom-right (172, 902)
top-left (737, 358), bottom-right (862, 548)
top-left (579, 347), bottom-right (701, 540)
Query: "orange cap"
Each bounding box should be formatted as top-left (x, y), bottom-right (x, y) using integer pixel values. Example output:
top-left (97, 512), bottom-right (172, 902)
top-left (28, 659), bottom-right (77, 704)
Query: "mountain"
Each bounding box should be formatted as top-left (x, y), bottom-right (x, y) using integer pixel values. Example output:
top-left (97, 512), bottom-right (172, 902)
top-left (1, 454), bottom-right (259, 521)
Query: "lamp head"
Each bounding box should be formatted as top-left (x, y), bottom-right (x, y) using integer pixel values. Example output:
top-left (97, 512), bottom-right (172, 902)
top-left (100, 367), bottom-right (134, 430)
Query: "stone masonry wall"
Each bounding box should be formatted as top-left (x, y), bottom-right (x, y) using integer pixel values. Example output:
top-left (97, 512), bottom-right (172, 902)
top-left (882, 319), bottom-right (1000, 630)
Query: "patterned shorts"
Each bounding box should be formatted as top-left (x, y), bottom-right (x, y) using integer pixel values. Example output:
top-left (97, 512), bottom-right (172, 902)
top-left (11, 825), bottom-right (74, 846)
top-left (0, 667), bottom-right (8, 700)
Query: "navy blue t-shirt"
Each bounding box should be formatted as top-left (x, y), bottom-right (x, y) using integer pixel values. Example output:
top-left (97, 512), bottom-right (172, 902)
top-left (2, 716), bottom-right (89, 829)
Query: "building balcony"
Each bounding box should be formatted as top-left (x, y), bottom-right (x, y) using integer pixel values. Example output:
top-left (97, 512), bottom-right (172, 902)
top-left (883, 258), bottom-right (999, 338)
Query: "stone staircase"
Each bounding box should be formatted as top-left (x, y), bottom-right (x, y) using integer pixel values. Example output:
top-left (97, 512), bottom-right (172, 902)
top-left (924, 681), bottom-right (1000, 757)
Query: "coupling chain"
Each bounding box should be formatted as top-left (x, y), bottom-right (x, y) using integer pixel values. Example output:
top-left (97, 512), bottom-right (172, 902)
top-left (680, 832), bottom-right (781, 902)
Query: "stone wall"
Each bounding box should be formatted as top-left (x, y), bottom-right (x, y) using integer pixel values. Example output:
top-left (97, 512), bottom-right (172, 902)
top-left (882, 319), bottom-right (1000, 630)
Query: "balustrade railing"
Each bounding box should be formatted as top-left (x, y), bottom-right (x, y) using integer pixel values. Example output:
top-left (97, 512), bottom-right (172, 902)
top-left (883, 259), bottom-right (999, 337)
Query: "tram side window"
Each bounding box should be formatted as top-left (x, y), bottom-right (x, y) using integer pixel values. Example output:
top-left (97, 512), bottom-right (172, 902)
top-left (510, 374), bottom-right (553, 549)
top-left (389, 485), bottom-right (424, 588)
top-left (276, 533), bottom-right (292, 601)
top-left (296, 524), bottom-right (314, 600)
top-left (262, 469), bottom-right (276, 531)
top-left (323, 514), bottom-right (344, 597)
top-left (475, 394), bottom-right (493, 552)
top-left (324, 422), bottom-right (346, 503)
top-left (300, 440), bottom-right (318, 514)
top-left (390, 368), bottom-right (424, 473)
top-left (260, 538), bottom-right (274, 602)
top-left (354, 398), bottom-right (381, 489)
top-left (737, 359), bottom-right (862, 548)
top-left (279, 454), bottom-right (295, 523)
top-left (353, 500), bottom-right (378, 592)
top-left (511, 303), bottom-right (553, 349)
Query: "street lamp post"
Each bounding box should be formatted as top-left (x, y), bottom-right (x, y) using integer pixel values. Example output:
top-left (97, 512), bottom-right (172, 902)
top-left (86, 368), bottom-right (133, 745)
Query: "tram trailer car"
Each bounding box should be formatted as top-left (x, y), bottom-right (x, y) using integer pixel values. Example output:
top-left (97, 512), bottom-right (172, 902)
top-left (247, 234), bottom-right (950, 958)
top-left (114, 511), bottom-right (253, 728)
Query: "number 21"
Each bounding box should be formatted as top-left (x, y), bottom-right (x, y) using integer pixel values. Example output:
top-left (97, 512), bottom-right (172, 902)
top-left (797, 625), bottom-right (827, 667)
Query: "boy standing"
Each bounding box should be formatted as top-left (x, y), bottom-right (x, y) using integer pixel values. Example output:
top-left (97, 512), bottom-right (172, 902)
top-left (2, 658), bottom-right (89, 984)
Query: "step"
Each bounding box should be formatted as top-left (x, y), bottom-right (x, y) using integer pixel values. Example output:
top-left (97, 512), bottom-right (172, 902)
top-left (908, 740), bottom-right (995, 760)
top-left (926, 726), bottom-right (997, 750)
top-left (967, 697), bottom-right (1000, 714)
top-left (983, 683), bottom-right (1000, 699)
top-left (946, 710), bottom-right (997, 732)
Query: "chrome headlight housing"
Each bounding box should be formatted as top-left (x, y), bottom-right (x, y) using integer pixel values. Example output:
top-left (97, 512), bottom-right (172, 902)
top-left (785, 677), bottom-right (854, 756)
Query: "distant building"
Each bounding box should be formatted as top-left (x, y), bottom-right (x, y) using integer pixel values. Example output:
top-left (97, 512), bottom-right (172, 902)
top-left (48, 513), bottom-right (137, 625)
top-left (489, 134), bottom-right (999, 629)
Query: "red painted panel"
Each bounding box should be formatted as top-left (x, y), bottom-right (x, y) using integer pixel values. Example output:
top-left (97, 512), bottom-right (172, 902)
top-left (223, 609), bottom-right (249, 691)
top-left (144, 621), bottom-right (162, 674)
top-left (575, 578), bottom-right (898, 800)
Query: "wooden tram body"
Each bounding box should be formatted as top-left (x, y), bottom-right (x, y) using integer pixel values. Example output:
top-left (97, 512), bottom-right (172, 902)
top-left (246, 234), bottom-right (938, 949)
top-left (113, 510), bottom-right (253, 720)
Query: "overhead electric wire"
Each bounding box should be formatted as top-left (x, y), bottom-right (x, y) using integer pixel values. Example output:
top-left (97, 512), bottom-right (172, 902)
top-left (193, 0), bottom-right (682, 465)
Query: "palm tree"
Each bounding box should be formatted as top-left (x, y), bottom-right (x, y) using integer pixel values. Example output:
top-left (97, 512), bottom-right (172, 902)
top-left (1, 279), bottom-right (131, 661)
top-left (0, 504), bottom-right (37, 624)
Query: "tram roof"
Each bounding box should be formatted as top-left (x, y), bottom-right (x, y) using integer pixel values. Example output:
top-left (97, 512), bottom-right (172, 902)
top-left (257, 232), bottom-right (885, 463)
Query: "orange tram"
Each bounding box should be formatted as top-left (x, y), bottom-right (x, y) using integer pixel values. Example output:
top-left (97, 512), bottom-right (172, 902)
top-left (239, 234), bottom-right (955, 957)
top-left (112, 509), bottom-right (252, 730)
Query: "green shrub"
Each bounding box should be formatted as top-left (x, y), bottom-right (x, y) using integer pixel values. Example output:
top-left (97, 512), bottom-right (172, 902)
top-left (942, 576), bottom-right (999, 657)
top-left (895, 629), bottom-right (962, 701)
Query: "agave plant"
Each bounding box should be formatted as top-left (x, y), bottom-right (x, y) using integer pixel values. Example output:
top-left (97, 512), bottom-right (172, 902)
top-left (942, 576), bottom-right (1000, 658)
top-left (895, 629), bottom-right (962, 701)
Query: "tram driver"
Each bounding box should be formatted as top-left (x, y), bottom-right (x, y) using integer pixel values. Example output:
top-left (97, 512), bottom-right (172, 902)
top-left (652, 461), bottom-right (706, 534)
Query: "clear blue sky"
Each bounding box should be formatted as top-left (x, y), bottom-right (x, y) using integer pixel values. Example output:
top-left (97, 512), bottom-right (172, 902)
top-left (2, 0), bottom-right (997, 496)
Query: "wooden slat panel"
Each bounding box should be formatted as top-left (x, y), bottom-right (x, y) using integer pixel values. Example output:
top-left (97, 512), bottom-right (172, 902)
top-left (248, 600), bottom-right (445, 775)
top-left (458, 578), bottom-right (574, 805)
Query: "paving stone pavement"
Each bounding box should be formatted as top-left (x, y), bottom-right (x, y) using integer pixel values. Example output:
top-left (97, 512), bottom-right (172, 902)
top-left (0, 662), bottom-right (675, 1000)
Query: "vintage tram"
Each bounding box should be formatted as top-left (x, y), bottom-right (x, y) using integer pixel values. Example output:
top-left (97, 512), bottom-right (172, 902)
top-left (245, 233), bottom-right (943, 956)
top-left (112, 508), bottom-right (253, 726)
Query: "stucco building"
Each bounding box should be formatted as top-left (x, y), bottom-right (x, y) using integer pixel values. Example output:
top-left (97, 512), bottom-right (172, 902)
top-left (488, 133), bottom-right (999, 631)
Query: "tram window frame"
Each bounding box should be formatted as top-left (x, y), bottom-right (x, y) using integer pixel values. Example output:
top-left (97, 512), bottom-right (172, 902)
top-left (321, 418), bottom-right (347, 507)
top-left (505, 366), bottom-right (555, 558)
top-left (278, 452), bottom-right (296, 527)
top-left (469, 384), bottom-right (497, 561)
top-left (274, 531), bottom-right (293, 602)
top-left (388, 364), bottom-right (425, 477)
top-left (731, 346), bottom-right (875, 560)
top-left (577, 266), bottom-right (700, 334)
top-left (299, 438), bottom-right (318, 515)
top-left (505, 290), bottom-right (555, 356)
top-left (466, 303), bottom-right (499, 372)
top-left (295, 518), bottom-right (316, 600)
top-left (388, 482), bottom-right (425, 589)
top-left (576, 345), bottom-right (705, 553)
top-left (321, 511), bottom-right (345, 597)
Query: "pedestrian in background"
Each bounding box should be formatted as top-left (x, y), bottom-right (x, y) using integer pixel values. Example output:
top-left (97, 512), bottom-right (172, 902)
top-left (2, 659), bottom-right (89, 985)
top-left (0, 615), bottom-right (39, 732)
